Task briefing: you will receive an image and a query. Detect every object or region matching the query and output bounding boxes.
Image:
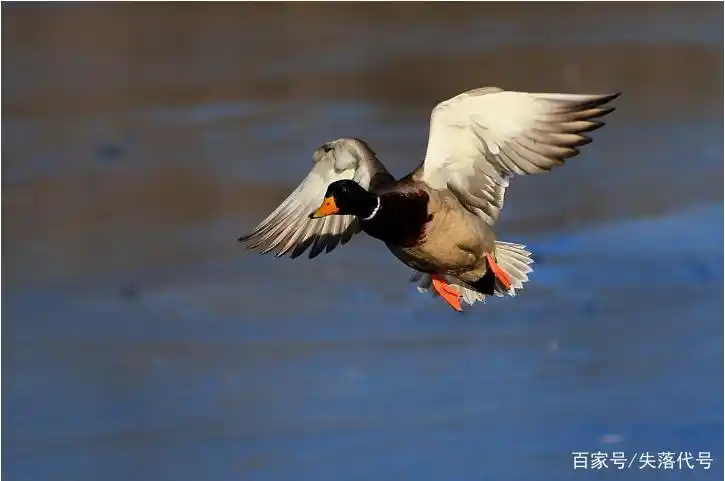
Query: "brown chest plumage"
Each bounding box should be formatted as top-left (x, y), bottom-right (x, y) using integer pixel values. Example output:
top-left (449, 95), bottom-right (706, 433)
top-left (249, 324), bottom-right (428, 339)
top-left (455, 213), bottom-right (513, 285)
top-left (360, 190), bottom-right (433, 247)
top-left (366, 186), bottom-right (496, 277)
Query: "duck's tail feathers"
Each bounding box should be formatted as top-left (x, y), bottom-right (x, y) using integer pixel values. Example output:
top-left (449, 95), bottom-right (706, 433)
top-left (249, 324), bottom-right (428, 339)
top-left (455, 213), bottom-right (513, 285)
top-left (408, 241), bottom-right (534, 307)
top-left (491, 241), bottom-right (534, 296)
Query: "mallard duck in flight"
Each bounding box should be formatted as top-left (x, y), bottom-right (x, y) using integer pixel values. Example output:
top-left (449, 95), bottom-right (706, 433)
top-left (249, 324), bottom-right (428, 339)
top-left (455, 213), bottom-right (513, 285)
top-left (239, 86), bottom-right (619, 311)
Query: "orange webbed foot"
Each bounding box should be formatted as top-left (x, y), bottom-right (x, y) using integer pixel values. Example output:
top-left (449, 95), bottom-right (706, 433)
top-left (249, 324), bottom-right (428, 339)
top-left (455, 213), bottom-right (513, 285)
top-left (485, 253), bottom-right (511, 291)
top-left (431, 274), bottom-right (463, 312)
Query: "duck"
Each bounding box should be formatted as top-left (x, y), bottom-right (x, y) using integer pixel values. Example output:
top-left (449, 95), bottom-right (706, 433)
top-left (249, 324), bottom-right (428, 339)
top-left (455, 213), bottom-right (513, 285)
top-left (239, 86), bottom-right (619, 312)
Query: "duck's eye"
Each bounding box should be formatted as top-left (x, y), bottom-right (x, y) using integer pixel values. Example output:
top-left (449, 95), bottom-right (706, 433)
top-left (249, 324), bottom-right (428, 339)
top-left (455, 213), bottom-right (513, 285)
top-left (322, 144), bottom-right (333, 153)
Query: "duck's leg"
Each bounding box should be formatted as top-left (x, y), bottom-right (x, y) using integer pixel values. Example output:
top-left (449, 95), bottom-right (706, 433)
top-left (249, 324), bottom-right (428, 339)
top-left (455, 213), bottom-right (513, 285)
top-left (431, 274), bottom-right (463, 312)
top-left (485, 253), bottom-right (512, 291)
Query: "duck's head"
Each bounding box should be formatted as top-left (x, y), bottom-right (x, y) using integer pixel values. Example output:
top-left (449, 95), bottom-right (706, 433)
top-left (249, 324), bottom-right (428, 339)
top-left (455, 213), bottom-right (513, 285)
top-left (310, 180), bottom-right (379, 219)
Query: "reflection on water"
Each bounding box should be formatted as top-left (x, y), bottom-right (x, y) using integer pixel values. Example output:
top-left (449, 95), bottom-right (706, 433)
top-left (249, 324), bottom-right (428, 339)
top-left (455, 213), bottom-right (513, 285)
top-left (3, 3), bottom-right (723, 481)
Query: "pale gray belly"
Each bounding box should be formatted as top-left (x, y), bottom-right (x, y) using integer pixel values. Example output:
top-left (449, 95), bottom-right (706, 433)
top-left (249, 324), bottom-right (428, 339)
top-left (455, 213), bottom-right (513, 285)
top-left (387, 244), bottom-right (477, 274)
top-left (387, 210), bottom-right (495, 275)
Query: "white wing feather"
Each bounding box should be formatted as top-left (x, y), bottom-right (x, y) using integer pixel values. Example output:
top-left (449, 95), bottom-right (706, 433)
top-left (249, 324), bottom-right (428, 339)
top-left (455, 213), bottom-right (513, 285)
top-left (421, 87), bottom-right (619, 225)
top-left (240, 139), bottom-right (383, 258)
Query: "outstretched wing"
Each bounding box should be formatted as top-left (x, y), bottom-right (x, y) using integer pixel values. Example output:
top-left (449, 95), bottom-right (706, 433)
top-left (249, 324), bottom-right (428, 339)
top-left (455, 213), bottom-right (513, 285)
top-left (420, 87), bottom-right (620, 225)
top-left (239, 138), bottom-right (388, 259)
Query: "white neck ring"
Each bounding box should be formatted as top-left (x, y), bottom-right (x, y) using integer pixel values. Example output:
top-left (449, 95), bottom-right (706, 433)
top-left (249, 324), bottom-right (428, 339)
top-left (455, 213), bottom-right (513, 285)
top-left (361, 197), bottom-right (381, 221)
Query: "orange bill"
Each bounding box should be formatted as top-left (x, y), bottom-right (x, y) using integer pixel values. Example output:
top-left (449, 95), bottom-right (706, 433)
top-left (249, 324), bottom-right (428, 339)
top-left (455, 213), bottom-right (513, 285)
top-left (310, 196), bottom-right (339, 218)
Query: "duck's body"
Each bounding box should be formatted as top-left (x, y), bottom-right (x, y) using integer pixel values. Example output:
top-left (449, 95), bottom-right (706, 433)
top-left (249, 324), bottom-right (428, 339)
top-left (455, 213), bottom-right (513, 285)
top-left (366, 182), bottom-right (494, 278)
top-left (240, 86), bottom-right (619, 311)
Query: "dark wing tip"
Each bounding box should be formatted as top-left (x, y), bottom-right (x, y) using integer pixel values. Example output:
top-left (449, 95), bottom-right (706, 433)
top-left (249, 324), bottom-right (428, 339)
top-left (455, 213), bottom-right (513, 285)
top-left (593, 106), bottom-right (616, 119)
top-left (590, 93), bottom-right (620, 117)
top-left (589, 92), bottom-right (621, 107)
top-left (600, 91), bottom-right (622, 103)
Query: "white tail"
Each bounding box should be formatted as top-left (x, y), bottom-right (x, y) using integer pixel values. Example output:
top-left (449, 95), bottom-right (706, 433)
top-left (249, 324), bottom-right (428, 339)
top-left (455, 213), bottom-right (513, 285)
top-left (410, 241), bottom-right (534, 307)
